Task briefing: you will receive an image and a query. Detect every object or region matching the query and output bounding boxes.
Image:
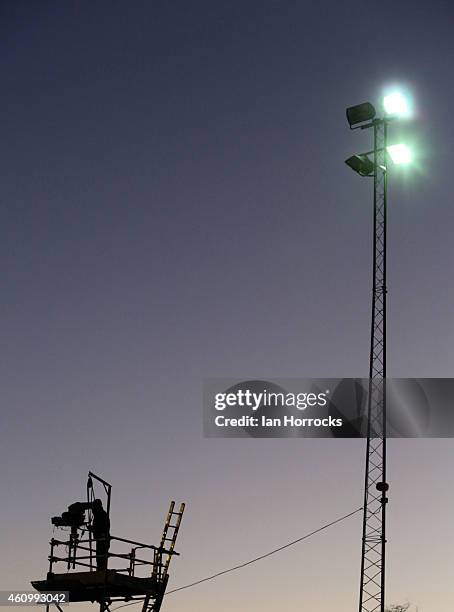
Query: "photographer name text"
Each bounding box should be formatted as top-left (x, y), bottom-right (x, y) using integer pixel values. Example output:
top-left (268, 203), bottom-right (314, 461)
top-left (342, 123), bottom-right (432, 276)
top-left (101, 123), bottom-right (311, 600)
top-left (214, 415), bottom-right (342, 428)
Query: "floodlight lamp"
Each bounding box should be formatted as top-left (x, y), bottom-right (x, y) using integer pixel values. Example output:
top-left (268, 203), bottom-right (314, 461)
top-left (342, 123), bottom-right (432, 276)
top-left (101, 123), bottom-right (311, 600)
top-left (345, 154), bottom-right (375, 177)
top-left (387, 144), bottom-right (412, 165)
top-left (383, 92), bottom-right (411, 118)
top-left (346, 102), bottom-right (376, 128)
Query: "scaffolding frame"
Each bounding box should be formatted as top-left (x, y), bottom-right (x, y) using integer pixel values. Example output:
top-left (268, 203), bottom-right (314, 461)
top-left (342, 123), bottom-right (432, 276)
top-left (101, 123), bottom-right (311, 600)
top-left (32, 473), bottom-right (185, 612)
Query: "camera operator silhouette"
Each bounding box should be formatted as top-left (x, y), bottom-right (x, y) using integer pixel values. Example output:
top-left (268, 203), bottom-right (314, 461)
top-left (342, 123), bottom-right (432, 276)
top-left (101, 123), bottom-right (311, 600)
top-left (91, 499), bottom-right (110, 570)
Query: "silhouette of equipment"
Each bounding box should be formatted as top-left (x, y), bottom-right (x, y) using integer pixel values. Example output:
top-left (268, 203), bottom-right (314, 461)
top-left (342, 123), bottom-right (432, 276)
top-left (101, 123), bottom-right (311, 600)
top-left (32, 472), bottom-right (185, 612)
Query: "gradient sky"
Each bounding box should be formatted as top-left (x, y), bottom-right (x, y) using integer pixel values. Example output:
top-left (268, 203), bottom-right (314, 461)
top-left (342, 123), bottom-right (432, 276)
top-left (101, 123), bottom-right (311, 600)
top-left (2, 2), bottom-right (454, 611)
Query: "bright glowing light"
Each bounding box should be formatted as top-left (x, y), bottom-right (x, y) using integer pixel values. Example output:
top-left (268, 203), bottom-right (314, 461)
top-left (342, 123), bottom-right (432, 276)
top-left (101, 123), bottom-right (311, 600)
top-left (387, 144), bottom-right (412, 164)
top-left (383, 91), bottom-right (411, 118)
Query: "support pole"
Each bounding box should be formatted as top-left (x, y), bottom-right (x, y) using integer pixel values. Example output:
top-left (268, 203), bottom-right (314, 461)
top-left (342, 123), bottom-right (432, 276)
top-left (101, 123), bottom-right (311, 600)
top-left (358, 118), bottom-right (389, 612)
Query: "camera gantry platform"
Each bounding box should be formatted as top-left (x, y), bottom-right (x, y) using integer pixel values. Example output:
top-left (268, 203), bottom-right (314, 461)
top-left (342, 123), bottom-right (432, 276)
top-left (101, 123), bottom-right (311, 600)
top-left (32, 472), bottom-right (185, 612)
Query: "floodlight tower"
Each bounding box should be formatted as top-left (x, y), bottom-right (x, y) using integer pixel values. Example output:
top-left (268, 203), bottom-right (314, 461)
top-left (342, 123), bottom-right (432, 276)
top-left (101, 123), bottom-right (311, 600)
top-left (345, 92), bottom-right (412, 612)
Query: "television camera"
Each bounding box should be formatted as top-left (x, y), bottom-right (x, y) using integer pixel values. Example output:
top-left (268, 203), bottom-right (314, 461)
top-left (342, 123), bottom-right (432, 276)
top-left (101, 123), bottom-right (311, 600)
top-left (51, 501), bottom-right (93, 530)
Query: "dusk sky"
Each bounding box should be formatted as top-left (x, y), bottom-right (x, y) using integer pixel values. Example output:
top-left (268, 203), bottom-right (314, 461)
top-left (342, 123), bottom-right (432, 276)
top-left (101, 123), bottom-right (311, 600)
top-left (2, 2), bottom-right (454, 611)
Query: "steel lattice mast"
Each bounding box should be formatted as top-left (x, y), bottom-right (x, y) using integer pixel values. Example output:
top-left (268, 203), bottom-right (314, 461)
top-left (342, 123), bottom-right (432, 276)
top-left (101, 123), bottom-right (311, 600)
top-left (359, 118), bottom-right (389, 612)
top-left (347, 91), bottom-right (413, 612)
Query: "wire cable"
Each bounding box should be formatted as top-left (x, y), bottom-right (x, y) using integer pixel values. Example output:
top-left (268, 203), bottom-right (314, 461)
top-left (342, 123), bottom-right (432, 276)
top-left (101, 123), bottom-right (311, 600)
top-left (111, 506), bottom-right (362, 611)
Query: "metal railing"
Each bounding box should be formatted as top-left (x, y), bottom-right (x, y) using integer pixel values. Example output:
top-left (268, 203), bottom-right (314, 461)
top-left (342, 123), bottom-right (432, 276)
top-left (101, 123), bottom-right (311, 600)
top-left (48, 534), bottom-right (178, 579)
